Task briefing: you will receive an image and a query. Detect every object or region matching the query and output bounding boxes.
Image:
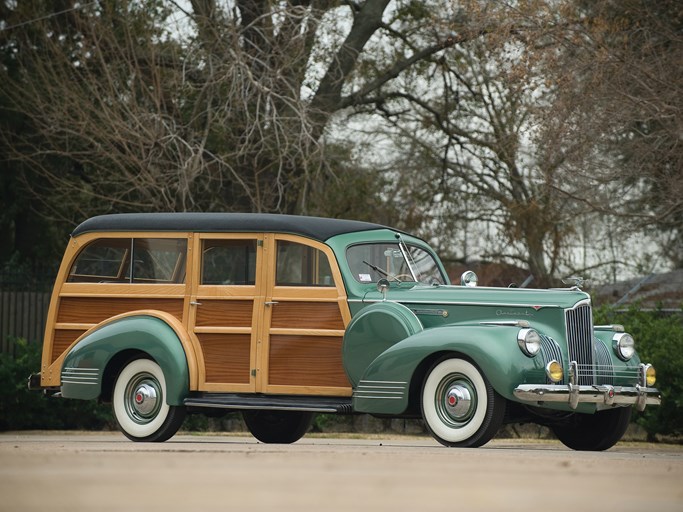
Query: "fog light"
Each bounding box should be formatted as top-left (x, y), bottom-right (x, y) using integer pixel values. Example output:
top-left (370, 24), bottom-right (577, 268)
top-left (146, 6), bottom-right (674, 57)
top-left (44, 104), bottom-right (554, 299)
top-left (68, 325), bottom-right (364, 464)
top-left (545, 360), bottom-right (563, 383)
top-left (645, 365), bottom-right (656, 387)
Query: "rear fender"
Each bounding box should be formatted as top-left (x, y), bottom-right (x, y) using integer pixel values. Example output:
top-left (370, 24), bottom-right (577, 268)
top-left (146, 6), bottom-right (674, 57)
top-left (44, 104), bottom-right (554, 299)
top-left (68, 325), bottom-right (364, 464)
top-left (60, 313), bottom-right (190, 405)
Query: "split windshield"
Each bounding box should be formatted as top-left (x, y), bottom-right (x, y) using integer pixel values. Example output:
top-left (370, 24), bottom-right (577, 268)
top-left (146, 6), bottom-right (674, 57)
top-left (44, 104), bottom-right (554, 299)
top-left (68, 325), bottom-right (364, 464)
top-left (346, 242), bottom-right (446, 285)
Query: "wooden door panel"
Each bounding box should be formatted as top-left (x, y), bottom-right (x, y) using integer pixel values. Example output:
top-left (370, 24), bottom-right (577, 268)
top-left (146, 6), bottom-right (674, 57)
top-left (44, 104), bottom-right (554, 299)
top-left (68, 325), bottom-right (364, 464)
top-left (270, 301), bottom-right (344, 330)
top-left (195, 299), bottom-right (254, 327)
top-left (198, 333), bottom-right (252, 384)
top-left (268, 335), bottom-right (350, 388)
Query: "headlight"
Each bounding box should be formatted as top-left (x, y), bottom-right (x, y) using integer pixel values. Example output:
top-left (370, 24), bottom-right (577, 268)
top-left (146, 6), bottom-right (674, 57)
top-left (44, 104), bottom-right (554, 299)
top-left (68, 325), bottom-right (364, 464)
top-left (517, 328), bottom-right (541, 357)
top-left (613, 333), bottom-right (635, 361)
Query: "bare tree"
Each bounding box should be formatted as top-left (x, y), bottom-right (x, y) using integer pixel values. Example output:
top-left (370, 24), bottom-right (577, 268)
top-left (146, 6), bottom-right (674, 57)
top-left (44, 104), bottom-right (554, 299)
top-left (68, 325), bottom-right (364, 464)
top-left (525, 0), bottom-right (683, 268)
top-left (1, 0), bottom-right (476, 224)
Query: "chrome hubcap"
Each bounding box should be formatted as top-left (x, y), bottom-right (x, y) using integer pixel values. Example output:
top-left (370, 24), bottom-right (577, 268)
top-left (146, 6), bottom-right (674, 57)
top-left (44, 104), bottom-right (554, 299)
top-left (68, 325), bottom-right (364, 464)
top-left (124, 373), bottom-right (162, 424)
top-left (133, 383), bottom-right (158, 416)
top-left (445, 384), bottom-right (472, 419)
top-left (435, 375), bottom-right (477, 427)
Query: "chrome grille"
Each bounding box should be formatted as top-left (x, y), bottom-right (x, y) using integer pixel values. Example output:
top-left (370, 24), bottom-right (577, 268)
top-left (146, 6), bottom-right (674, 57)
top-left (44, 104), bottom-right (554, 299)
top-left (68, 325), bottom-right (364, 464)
top-left (565, 303), bottom-right (595, 385)
top-left (593, 339), bottom-right (615, 385)
top-left (539, 334), bottom-right (565, 384)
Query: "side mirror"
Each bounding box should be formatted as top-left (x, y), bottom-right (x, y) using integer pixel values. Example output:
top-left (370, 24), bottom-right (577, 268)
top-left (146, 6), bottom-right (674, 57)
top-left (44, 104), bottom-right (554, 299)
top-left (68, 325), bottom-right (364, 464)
top-left (460, 271), bottom-right (478, 287)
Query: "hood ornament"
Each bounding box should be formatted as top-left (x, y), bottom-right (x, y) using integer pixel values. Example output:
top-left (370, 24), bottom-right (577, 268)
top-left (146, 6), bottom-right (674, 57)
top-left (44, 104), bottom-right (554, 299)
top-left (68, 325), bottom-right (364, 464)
top-left (562, 276), bottom-right (588, 290)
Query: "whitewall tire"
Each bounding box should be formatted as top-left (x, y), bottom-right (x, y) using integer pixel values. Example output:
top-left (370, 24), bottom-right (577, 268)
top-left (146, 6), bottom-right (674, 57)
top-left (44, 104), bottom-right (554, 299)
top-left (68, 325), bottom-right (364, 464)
top-left (112, 358), bottom-right (185, 442)
top-left (421, 357), bottom-right (505, 447)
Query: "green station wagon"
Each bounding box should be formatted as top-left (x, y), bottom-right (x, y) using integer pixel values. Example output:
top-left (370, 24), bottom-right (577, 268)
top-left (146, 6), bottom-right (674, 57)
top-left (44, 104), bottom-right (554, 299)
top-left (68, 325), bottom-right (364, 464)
top-left (30, 213), bottom-right (661, 450)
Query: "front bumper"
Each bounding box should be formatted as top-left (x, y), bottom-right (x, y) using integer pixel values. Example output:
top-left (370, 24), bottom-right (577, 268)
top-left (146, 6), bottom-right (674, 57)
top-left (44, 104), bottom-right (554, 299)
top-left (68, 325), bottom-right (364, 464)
top-left (513, 383), bottom-right (661, 411)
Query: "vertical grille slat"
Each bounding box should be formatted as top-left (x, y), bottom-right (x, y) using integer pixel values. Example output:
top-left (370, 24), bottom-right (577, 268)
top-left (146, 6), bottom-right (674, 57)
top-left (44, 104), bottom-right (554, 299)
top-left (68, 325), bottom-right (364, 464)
top-left (540, 335), bottom-right (565, 384)
top-left (565, 304), bottom-right (595, 385)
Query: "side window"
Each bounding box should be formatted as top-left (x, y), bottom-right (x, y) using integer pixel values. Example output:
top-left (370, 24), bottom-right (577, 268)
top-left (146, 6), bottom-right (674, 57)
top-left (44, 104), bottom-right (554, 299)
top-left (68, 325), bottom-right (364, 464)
top-left (201, 239), bottom-right (257, 285)
top-left (276, 241), bottom-right (334, 287)
top-left (67, 238), bottom-right (130, 282)
top-left (132, 239), bottom-right (187, 283)
top-left (68, 238), bottom-right (187, 284)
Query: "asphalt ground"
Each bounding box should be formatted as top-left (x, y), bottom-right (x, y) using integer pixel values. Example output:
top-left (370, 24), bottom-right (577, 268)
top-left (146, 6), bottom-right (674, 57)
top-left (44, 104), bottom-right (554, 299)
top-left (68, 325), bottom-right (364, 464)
top-left (1, 432), bottom-right (682, 512)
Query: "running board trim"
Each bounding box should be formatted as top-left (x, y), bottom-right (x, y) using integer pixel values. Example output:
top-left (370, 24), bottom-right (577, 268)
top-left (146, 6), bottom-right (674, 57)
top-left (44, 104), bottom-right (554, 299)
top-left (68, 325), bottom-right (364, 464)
top-left (184, 393), bottom-right (353, 414)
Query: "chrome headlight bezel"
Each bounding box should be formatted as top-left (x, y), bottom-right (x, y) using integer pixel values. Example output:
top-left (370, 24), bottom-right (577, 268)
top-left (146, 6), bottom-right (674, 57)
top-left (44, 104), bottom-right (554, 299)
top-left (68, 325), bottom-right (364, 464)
top-left (613, 332), bottom-right (635, 361)
top-left (517, 328), bottom-right (541, 357)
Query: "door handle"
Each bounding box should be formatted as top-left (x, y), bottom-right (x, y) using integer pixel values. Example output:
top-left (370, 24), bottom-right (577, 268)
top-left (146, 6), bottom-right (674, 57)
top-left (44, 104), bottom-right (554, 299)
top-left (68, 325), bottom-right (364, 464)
top-left (190, 301), bottom-right (203, 306)
top-left (264, 301), bottom-right (279, 306)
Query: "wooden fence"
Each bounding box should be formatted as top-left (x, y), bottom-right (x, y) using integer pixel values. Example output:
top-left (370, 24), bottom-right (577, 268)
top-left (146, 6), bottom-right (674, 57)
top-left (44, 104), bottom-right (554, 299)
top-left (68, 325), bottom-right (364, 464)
top-left (0, 291), bottom-right (51, 355)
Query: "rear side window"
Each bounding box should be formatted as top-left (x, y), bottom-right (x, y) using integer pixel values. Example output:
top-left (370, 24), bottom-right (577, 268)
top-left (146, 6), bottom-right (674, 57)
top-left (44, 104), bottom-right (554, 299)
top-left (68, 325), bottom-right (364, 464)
top-left (68, 238), bottom-right (187, 284)
top-left (201, 239), bottom-right (257, 285)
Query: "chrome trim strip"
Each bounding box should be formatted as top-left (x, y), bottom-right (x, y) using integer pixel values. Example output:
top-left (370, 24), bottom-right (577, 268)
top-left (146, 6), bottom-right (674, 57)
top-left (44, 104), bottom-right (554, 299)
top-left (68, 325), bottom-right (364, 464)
top-left (352, 395), bottom-right (403, 400)
top-left (359, 380), bottom-right (407, 385)
top-left (357, 299), bottom-right (562, 308)
top-left (61, 367), bottom-right (100, 386)
top-left (480, 320), bottom-right (530, 327)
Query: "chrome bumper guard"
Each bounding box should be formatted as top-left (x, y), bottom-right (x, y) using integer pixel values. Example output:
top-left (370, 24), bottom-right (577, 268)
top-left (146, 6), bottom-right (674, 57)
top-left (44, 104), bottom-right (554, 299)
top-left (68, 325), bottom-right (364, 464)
top-left (513, 384), bottom-right (661, 411)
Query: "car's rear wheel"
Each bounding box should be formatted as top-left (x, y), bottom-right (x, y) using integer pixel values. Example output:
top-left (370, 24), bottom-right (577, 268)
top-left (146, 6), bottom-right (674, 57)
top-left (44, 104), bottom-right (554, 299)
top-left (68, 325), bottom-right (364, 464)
top-left (421, 357), bottom-right (505, 447)
top-left (112, 358), bottom-right (186, 442)
top-left (552, 407), bottom-right (632, 451)
top-left (242, 410), bottom-right (313, 443)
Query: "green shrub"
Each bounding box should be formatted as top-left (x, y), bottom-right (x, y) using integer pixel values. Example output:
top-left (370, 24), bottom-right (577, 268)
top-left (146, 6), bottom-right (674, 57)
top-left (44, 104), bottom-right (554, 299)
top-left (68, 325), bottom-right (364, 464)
top-left (594, 305), bottom-right (683, 438)
top-left (0, 338), bottom-right (113, 430)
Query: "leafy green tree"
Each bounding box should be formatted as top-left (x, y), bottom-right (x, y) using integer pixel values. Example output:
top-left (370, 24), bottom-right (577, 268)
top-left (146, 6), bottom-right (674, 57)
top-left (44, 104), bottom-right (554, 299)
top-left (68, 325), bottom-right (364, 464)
top-left (595, 306), bottom-right (683, 438)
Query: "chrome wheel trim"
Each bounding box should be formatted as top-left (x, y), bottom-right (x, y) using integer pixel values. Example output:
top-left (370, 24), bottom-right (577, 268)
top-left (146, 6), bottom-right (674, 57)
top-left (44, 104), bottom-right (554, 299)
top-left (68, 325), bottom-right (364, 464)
top-left (124, 374), bottom-right (162, 424)
top-left (437, 379), bottom-right (475, 425)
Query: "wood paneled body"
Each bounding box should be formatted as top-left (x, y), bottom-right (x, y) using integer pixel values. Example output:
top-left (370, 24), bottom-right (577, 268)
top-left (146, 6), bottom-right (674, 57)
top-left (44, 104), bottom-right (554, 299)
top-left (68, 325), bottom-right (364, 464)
top-left (42, 229), bottom-right (353, 398)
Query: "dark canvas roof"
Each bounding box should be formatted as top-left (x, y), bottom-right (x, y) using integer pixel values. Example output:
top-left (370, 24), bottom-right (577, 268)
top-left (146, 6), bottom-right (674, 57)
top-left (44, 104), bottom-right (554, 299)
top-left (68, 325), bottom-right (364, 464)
top-left (71, 213), bottom-right (388, 242)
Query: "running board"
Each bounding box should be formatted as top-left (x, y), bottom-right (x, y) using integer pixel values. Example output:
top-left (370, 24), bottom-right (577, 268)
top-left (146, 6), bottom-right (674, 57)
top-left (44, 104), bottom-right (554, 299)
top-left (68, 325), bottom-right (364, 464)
top-left (184, 393), bottom-right (353, 414)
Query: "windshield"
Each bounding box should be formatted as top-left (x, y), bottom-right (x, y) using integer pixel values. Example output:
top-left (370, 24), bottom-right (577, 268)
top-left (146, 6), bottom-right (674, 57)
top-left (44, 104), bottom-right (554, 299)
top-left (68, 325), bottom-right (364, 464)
top-left (346, 242), bottom-right (446, 285)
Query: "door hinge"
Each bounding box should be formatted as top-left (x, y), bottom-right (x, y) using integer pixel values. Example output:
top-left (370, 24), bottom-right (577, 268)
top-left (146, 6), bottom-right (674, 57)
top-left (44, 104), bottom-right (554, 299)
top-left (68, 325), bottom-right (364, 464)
top-left (251, 369), bottom-right (257, 377)
top-left (257, 240), bottom-right (264, 247)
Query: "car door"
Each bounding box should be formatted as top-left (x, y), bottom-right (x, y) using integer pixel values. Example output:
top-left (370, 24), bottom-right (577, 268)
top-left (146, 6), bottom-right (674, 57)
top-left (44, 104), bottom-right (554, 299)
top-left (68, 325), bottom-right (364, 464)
top-left (259, 234), bottom-right (352, 396)
top-left (189, 233), bottom-right (264, 392)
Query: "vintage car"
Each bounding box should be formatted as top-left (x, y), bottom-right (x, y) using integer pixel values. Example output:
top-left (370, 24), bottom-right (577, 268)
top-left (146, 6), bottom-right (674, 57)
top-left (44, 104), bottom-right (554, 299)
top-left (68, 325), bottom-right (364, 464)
top-left (29, 213), bottom-right (661, 450)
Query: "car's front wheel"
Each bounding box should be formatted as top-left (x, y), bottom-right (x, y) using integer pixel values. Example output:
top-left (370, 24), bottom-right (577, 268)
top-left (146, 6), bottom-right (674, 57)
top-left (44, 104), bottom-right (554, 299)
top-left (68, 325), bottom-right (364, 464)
top-left (112, 358), bottom-right (186, 442)
top-left (421, 357), bottom-right (506, 447)
top-left (552, 407), bottom-right (632, 451)
top-left (242, 410), bottom-right (313, 443)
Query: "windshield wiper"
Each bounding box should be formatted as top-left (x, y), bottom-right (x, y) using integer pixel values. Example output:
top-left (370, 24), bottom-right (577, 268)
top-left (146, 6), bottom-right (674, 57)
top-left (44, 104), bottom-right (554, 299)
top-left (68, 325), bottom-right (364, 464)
top-left (362, 260), bottom-right (401, 283)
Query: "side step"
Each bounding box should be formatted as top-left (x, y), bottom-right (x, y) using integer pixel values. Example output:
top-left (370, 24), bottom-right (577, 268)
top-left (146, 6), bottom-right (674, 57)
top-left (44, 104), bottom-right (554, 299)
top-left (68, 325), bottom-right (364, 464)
top-left (184, 393), bottom-right (353, 414)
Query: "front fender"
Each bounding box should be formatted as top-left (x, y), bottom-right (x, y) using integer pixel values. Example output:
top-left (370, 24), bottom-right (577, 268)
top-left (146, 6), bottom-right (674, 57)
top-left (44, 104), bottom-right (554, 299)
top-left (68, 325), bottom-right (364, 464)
top-left (60, 314), bottom-right (190, 405)
top-left (353, 325), bottom-right (545, 414)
